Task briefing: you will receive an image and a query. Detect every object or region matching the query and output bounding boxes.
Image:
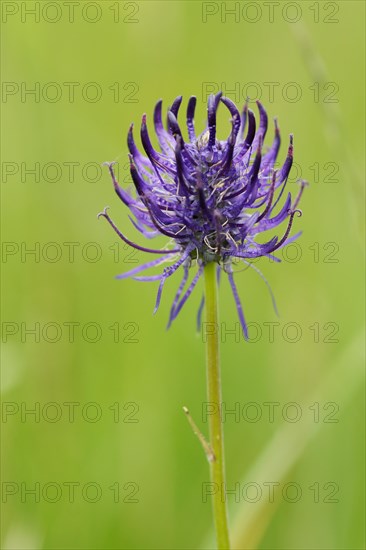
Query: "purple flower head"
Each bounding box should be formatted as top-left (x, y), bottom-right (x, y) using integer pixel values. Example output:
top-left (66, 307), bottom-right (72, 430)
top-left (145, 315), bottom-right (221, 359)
top-left (99, 93), bottom-right (306, 337)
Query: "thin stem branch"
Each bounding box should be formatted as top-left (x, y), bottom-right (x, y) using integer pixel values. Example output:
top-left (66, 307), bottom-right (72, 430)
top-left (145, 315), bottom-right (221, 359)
top-left (204, 261), bottom-right (231, 550)
top-left (182, 406), bottom-right (215, 463)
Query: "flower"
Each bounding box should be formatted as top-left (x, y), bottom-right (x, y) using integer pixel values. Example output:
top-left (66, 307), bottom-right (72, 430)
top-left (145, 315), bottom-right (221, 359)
top-left (99, 93), bottom-right (306, 337)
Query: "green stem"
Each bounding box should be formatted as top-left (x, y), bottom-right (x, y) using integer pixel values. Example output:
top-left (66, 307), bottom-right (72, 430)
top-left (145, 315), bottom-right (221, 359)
top-left (204, 261), bottom-right (231, 550)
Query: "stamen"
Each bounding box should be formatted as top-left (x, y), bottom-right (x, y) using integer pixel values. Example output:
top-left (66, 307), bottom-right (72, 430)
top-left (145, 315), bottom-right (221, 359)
top-left (167, 111), bottom-right (184, 142)
top-left (167, 263), bottom-right (190, 328)
top-left (292, 179), bottom-right (308, 210)
top-left (234, 108), bottom-right (256, 162)
top-left (153, 100), bottom-right (174, 154)
top-left (239, 98), bottom-right (249, 139)
top-left (256, 170), bottom-right (277, 222)
top-left (267, 209), bottom-right (302, 253)
top-left (97, 208), bottom-right (180, 255)
top-left (220, 96), bottom-right (241, 141)
top-left (175, 136), bottom-right (190, 198)
top-left (154, 246), bottom-right (195, 314)
top-left (169, 95), bottom-right (183, 120)
top-left (186, 96), bottom-right (197, 141)
top-left (227, 270), bottom-right (248, 340)
top-left (270, 134), bottom-right (294, 212)
top-left (254, 100), bottom-right (268, 144)
top-left (172, 264), bottom-right (204, 320)
top-left (104, 162), bottom-right (134, 208)
top-left (207, 92), bottom-right (222, 149)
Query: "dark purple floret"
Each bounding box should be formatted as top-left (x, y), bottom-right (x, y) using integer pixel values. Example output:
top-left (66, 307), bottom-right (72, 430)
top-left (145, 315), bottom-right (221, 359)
top-left (99, 94), bottom-right (306, 337)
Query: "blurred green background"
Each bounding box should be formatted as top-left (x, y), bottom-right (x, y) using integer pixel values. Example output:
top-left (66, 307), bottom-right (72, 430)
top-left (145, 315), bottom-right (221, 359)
top-left (1, 1), bottom-right (365, 549)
